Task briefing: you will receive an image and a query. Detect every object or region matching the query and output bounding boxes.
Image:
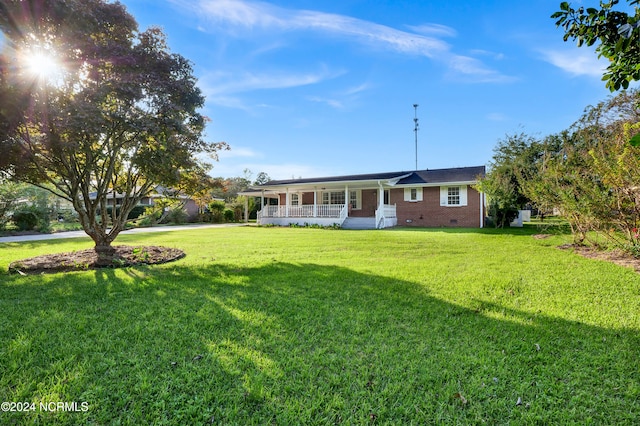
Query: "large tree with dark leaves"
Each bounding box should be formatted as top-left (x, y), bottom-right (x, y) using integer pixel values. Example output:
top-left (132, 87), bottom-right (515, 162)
top-left (0, 0), bottom-right (225, 264)
top-left (476, 133), bottom-right (546, 227)
top-left (552, 1), bottom-right (640, 92)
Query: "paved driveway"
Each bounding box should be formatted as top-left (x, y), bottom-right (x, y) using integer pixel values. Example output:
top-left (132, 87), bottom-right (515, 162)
top-left (0, 223), bottom-right (246, 244)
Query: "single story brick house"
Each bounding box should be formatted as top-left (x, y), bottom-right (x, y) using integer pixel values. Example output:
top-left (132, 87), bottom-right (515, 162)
top-left (242, 165), bottom-right (486, 229)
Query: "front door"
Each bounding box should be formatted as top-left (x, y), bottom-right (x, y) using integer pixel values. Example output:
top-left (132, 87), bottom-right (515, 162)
top-left (374, 189), bottom-right (391, 216)
top-left (376, 190), bottom-right (390, 205)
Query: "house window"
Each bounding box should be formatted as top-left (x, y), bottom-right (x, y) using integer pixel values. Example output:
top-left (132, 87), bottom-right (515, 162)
top-left (404, 187), bottom-right (423, 202)
top-left (320, 190), bottom-right (360, 208)
top-left (349, 190), bottom-right (361, 209)
top-left (440, 185), bottom-right (468, 207)
top-left (322, 191), bottom-right (345, 205)
top-left (290, 193), bottom-right (299, 206)
top-left (332, 192), bottom-right (345, 204)
top-left (448, 187), bottom-right (460, 205)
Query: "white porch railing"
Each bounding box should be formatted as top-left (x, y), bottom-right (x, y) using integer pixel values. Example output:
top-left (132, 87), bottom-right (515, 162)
top-left (339, 204), bottom-right (348, 222)
top-left (258, 203), bottom-right (391, 228)
top-left (260, 204), bottom-right (346, 218)
top-left (375, 204), bottom-right (397, 229)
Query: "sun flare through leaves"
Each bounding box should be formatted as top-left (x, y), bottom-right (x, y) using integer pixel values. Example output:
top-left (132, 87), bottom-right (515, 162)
top-left (20, 46), bottom-right (63, 85)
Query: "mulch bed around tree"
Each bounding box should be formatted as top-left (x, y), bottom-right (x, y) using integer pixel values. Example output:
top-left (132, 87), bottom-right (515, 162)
top-left (558, 244), bottom-right (640, 273)
top-left (533, 233), bottom-right (640, 273)
top-left (8, 245), bottom-right (185, 275)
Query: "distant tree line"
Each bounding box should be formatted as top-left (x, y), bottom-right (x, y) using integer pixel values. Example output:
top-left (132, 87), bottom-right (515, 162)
top-left (0, 169), bottom-right (271, 232)
top-left (187, 169), bottom-right (270, 224)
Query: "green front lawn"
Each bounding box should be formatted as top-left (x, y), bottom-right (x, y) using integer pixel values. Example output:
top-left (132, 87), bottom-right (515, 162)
top-left (1, 226), bottom-right (639, 424)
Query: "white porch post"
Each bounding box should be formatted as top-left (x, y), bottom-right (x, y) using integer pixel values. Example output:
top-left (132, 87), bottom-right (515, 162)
top-left (344, 185), bottom-right (349, 217)
top-left (378, 182), bottom-right (384, 210)
top-left (480, 191), bottom-right (485, 228)
top-left (285, 188), bottom-right (290, 218)
top-left (313, 189), bottom-right (317, 217)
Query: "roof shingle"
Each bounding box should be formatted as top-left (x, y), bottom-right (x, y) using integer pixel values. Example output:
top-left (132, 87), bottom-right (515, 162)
top-left (259, 166), bottom-right (485, 187)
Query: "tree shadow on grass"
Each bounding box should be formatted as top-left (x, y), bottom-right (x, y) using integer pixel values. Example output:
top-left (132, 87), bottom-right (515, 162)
top-left (0, 262), bottom-right (638, 424)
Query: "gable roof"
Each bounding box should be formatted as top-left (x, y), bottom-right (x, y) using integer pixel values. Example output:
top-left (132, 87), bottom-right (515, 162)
top-left (251, 166), bottom-right (485, 190)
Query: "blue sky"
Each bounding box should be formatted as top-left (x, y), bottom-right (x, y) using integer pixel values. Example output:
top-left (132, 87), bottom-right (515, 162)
top-left (119, 0), bottom-right (630, 180)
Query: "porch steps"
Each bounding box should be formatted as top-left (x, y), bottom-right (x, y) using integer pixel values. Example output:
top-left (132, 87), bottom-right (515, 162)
top-left (341, 217), bottom-right (376, 230)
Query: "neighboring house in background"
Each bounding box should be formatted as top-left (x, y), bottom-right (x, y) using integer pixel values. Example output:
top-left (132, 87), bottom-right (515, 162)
top-left (88, 186), bottom-right (200, 221)
top-left (241, 166), bottom-right (486, 229)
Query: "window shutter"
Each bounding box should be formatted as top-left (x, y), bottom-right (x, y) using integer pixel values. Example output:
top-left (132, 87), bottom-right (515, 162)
top-left (404, 188), bottom-right (423, 202)
top-left (440, 187), bottom-right (447, 206)
top-left (460, 186), bottom-right (468, 206)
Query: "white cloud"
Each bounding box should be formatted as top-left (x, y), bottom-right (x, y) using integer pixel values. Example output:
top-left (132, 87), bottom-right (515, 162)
top-left (446, 55), bottom-right (517, 83)
top-left (406, 23), bottom-right (457, 38)
top-left (202, 67), bottom-right (344, 95)
top-left (198, 67), bottom-right (345, 109)
top-left (178, 0), bottom-right (449, 57)
top-left (308, 96), bottom-right (344, 109)
top-left (345, 82), bottom-right (371, 95)
top-left (217, 146), bottom-right (261, 159)
top-left (470, 49), bottom-right (505, 61)
top-left (175, 0), bottom-right (513, 82)
top-left (307, 81), bottom-right (371, 110)
top-left (194, 0), bottom-right (285, 29)
top-left (203, 95), bottom-right (253, 111)
top-left (539, 49), bottom-right (606, 77)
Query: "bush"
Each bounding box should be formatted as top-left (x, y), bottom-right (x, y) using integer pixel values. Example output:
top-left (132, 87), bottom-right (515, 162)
top-left (56, 209), bottom-right (78, 223)
top-left (136, 206), bottom-right (163, 227)
top-left (106, 205), bottom-right (147, 220)
top-left (488, 203), bottom-right (519, 228)
top-left (208, 200), bottom-right (226, 223)
top-left (12, 210), bottom-right (38, 231)
top-left (12, 205), bottom-right (50, 232)
top-left (223, 208), bottom-right (235, 222)
top-left (128, 205), bottom-right (146, 220)
top-left (164, 208), bottom-right (188, 224)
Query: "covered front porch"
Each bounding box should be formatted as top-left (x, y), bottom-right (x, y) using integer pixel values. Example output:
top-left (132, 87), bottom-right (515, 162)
top-left (251, 185), bottom-right (397, 229)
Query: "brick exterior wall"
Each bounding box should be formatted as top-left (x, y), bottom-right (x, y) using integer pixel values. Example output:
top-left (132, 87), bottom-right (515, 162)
top-left (351, 189), bottom-right (377, 217)
top-left (301, 192), bottom-right (314, 205)
top-left (391, 185), bottom-right (482, 227)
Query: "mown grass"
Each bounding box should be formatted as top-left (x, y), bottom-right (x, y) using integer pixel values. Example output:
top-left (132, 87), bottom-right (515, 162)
top-left (0, 225), bottom-right (639, 425)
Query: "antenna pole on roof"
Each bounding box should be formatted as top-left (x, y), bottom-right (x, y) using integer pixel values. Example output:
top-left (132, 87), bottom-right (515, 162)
top-left (413, 104), bottom-right (419, 170)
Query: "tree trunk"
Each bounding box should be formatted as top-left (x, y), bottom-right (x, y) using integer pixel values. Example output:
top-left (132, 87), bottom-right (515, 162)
top-left (93, 237), bottom-right (116, 267)
top-left (94, 244), bottom-right (116, 267)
